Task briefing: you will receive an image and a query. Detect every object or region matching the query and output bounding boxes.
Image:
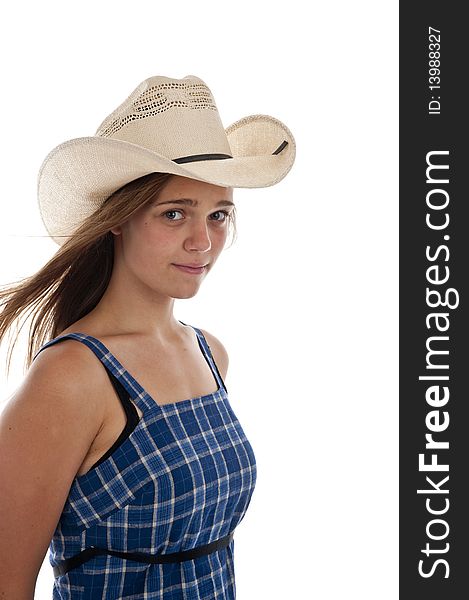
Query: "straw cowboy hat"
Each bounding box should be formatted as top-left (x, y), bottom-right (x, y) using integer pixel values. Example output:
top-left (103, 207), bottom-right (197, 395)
top-left (38, 74), bottom-right (296, 245)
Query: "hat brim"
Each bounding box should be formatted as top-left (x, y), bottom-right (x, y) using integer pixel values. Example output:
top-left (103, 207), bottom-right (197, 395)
top-left (38, 114), bottom-right (295, 245)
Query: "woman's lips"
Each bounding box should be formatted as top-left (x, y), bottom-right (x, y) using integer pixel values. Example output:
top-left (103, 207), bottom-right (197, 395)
top-left (172, 264), bottom-right (207, 275)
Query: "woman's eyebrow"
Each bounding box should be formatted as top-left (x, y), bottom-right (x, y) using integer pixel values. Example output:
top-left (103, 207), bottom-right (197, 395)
top-left (154, 198), bottom-right (235, 208)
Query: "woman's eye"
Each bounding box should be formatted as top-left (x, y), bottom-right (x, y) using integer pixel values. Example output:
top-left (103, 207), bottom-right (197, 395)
top-left (163, 210), bottom-right (184, 221)
top-left (210, 210), bottom-right (229, 222)
top-left (162, 209), bottom-right (230, 223)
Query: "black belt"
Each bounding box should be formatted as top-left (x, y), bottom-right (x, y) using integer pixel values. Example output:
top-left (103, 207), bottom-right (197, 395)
top-left (53, 531), bottom-right (234, 578)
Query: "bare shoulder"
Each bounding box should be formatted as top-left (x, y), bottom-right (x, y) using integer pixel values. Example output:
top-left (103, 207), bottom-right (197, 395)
top-left (198, 328), bottom-right (229, 380)
top-left (29, 338), bottom-right (109, 400)
top-left (11, 338), bottom-right (107, 436)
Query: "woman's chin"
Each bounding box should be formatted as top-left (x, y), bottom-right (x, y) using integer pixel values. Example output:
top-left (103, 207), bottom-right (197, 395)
top-left (170, 284), bottom-right (203, 300)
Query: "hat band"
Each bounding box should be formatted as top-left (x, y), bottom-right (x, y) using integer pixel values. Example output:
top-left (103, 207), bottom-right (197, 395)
top-left (173, 141), bottom-right (288, 165)
top-left (173, 153), bottom-right (233, 164)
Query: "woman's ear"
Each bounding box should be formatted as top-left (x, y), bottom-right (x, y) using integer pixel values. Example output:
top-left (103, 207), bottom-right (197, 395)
top-left (110, 226), bottom-right (122, 235)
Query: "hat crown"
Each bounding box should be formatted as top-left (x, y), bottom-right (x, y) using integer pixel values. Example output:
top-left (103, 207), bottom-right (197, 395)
top-left (95, 75), bottom-right (232, 160)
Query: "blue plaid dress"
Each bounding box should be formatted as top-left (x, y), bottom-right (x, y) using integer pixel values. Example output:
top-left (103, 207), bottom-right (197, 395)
top-left (34, 323), bottom-right (257, 599)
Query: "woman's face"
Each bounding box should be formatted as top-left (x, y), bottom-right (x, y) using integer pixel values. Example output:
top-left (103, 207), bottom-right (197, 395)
top-left (111, 175), bottom-right (234, 300)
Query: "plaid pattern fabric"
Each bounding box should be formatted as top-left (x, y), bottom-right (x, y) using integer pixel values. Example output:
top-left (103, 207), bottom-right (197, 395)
top-left (34, 323), bottom-right (257, 599)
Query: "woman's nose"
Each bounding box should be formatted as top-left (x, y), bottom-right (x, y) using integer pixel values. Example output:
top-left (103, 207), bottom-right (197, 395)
top-left (183, 221), bottom-right (212, 252)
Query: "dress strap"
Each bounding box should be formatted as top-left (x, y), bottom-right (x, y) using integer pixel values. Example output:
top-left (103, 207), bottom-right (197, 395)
top-left (179, 321), bottom-right (228, 394)
top-left (33, 324), bottom-right (228, 407)
top-left (33, 333), bottom-right (151, 412)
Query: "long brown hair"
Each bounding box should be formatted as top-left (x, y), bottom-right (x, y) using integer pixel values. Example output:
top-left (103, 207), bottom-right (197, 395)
top-left (0, 172), bottom-right (237, 373)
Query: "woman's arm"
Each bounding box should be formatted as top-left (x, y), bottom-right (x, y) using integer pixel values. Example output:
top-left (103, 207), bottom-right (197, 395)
top-left (0, 342), bottom-right (106, 598)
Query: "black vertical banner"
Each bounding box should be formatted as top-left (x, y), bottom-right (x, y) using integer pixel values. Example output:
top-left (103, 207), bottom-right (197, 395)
top-left (400, 3), bottom-right (467, 598)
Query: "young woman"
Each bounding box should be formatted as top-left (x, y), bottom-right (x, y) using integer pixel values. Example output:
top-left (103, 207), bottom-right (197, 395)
top-left (0, 74), bottom-right (295, 599)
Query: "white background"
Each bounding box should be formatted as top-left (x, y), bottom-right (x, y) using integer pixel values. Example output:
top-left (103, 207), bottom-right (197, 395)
top-left (0, 1), bottom-right (398, 598)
